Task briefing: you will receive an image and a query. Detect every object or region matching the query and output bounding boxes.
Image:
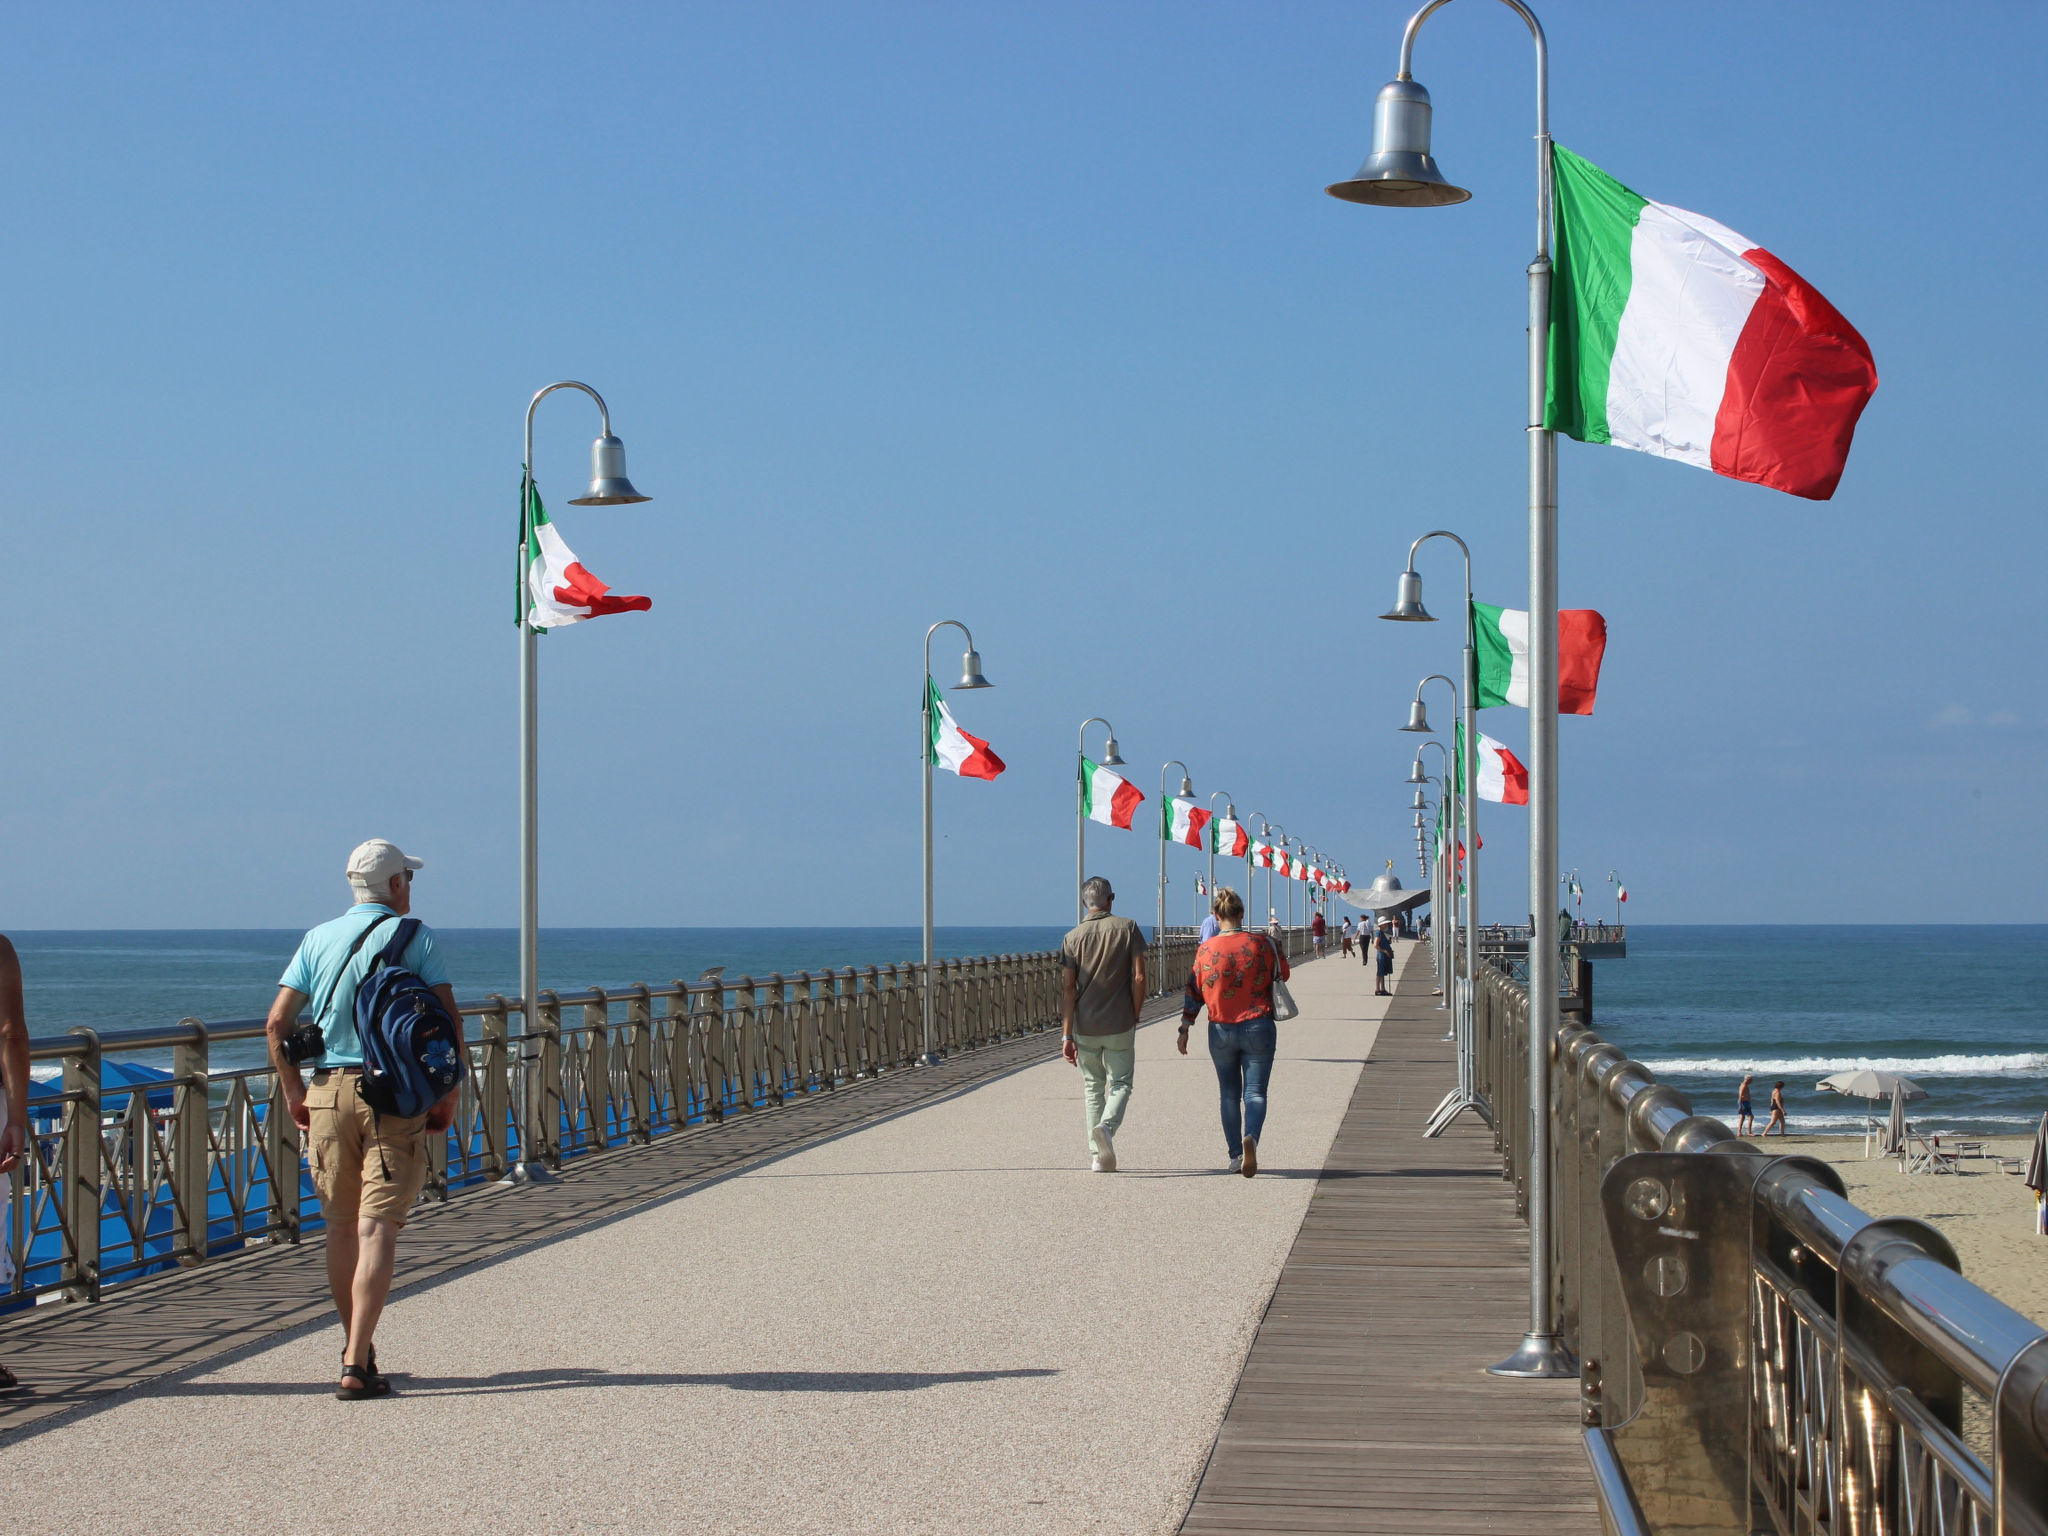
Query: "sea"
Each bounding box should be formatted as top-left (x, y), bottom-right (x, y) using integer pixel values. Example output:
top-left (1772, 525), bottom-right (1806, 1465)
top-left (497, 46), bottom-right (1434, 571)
top-left (16, 924), bottom-right (2048, 1137)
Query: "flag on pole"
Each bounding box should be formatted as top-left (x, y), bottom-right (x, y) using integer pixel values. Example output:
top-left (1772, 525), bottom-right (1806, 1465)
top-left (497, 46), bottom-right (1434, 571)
top-left (926, 678), bottom-right (1005, 780)
top-left (523, 478), bottom-right (652, 631)
top-left (1080, 757), bottom-right (1144, 829)
top-left (1251, 840), bottom-right (1274, 869)
top-left (1474, 731), bottom-right (1530, 806)
top-left (1617, 885), bottom-right (1629, 904)
top-left (1472, 602), bottom-right (1608, 714)
top-left (1211, 818), bottom-right (1249, 858)
top-left (1544, 145), bottom-right (1877, 501)
top-left (1275, 849), bottom-right (1293, 878)
top-left (1162, 796), bottom-right (1212, 848)
top-left (1196, 878), bottom-right (1207, 897)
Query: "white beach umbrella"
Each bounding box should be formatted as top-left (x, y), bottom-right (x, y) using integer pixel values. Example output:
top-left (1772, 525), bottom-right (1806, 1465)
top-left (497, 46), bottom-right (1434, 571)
top-left (1816, 1069), bottom-right (1927, 1102)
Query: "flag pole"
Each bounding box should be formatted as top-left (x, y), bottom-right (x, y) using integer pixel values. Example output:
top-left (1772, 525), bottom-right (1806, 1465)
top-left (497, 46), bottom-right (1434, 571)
top-left (922, 620), bottom-right (989, 1067)
top-left (1157, 760), bottom-right (1191, 943)
top-left (1076, 718), bottom-right (1121, 924)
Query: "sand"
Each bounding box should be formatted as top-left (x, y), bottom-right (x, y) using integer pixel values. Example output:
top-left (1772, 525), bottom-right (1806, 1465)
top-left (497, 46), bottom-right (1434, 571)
top-left (1763, 1133), bottom-right (2048, 1327)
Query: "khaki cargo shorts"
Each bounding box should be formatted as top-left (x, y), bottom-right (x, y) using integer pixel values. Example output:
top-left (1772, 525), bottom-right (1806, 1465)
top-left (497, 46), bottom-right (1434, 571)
top-left (305, 1069), bottom-right (431, 1227)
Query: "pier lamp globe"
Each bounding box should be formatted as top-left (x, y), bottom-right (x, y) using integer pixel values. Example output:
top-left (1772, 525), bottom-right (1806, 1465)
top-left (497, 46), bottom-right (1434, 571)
top-left (957, 650), bottom-right (992, 689)
top-left (1410, 790), bottom-right (1429, 812)
top-left (1325, 79), bottom-right (1471, 208)
top-left (1101, 737), bottom-right (1126, 768)
top-left (568, 433), bottom-right (651, 505)
top-left (1406, 759), bottom-right (1430, 786)
top-left (1401, 699), bottom-right (1433, 734)
top-left (1180, 773), bottom-right (1195, 798)
top-left (1380, 567), bottom-right (1435, 622)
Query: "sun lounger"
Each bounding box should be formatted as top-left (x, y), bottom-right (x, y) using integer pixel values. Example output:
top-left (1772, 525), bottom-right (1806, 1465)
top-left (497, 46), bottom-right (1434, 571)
top-left (1900, 1129), bottom-right (1958, 1175)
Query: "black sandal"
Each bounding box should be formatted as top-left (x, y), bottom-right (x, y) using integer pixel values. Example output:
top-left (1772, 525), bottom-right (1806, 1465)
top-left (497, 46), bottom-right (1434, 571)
top-left (336, 1362), bottom-right (392, 1401)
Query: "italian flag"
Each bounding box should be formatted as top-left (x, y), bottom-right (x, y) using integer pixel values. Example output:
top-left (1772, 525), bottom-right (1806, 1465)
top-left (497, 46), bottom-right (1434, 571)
top-left (523, 479), bottom-right (651, 630)
top-left (1251, 840), bottom-right (1275, 869)
top-left (1473, 602), bottom-right (1608, 715)
top-left (1545, 146), bottom-right (1877, 501)
top-left (1162, 796), bottom-right (1212, 848)
top-left (1080, 757), bottom-right (1143, 829)
top-left (1211, 817), bottom-right (1250, 858)
top-left (1274, 849), bottom-right (1292, 878)
top-left (926, 678), bottom-right (1005, 780)
top-left (1475, 730), bottom-right (1529, 806)
top-left (1617, 885), bottom-right (1629, 904)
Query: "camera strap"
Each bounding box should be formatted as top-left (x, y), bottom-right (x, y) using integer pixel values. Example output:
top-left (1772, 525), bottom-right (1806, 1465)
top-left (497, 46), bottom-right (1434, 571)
top-left (310, 913), bottom-right (399, 1036)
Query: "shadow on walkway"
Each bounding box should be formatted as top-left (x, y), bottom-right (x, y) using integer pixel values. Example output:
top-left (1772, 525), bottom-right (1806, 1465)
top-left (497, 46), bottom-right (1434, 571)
top-left (148, 1367), bottom-right (1062, 1400)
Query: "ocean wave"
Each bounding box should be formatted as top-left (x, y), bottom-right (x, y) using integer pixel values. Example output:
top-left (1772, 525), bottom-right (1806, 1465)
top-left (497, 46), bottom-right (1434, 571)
top-left (1637, 1052), bottom-right (2048, 1078)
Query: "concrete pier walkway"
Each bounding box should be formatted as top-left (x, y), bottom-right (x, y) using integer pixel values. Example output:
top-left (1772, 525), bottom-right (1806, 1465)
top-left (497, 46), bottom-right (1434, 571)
top-left (0, 943), bottom-right (1595, 1534)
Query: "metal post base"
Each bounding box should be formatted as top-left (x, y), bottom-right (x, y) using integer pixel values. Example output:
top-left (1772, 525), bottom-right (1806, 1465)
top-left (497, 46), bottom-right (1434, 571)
top-left (915, 1052), bottom-right (944, 1068)
top-left (1422, 1089), bottom-right (1489, 1138)
top-left (1486, 1331), bottom-right (1577, 1379)
top-left (498, 1161), bottom-right (555, 1187)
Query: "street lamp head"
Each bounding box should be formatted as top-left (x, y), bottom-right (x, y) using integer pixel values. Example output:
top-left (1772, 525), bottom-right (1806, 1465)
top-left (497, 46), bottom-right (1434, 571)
top-left (1325, 79), bottom-right (1471, 209)
top-left (1400, 697), bottom-right (1433, 734)
top-left (1180, 774), bottom-right (1195, 798)
top-left (568, 433), bottom-right (652, 505)
top-left (1380, 567), bottom-right (1434, 622)
top-left (955, 650), bottom-right (992, 689)
top-left (1405, 758), bottom-right (1429, 785)
top-left (1410, 790), bottom-right (1428, 812)
top-left (1101, 736), bottom-right (1126, 768)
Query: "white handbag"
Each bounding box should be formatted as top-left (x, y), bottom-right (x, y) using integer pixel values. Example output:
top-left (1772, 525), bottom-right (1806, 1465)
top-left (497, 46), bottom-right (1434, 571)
top-left (1266, 937), bottom-right (1300, 1022)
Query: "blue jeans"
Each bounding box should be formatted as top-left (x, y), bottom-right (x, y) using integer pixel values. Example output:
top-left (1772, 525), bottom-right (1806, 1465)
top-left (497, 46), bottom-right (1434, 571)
top-left (1208, 1016), bottom-right (1276, 1160)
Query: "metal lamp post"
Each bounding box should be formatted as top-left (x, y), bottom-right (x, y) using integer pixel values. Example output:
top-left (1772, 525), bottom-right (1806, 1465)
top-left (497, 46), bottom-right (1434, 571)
top-left (1157, 761), bottom-right (1193, 939)
top-left (1402, 681), bottom-right (1461, 1014)
top-left (1075, 718), bottom-right (1126, 923)
top-left (1246, 809), bottom-right (1269, 923)
top-left (1329, 0), bottom-right (1570, 1381)
top-left (1608, 868), bottom-right (1623, 925)
top-left (510, 381), bottom-right (652, 1185)
top-left (922, 620), bottom-right (992, 1067)
top-left (1253, 815), bottom-right (1280, 929)
top-left (1206, 790), bottom-right (1235, 917)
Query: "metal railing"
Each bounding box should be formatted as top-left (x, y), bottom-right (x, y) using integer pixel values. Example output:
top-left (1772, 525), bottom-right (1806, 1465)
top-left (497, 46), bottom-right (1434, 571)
top-left (1473, 955), bottom-right (2048, 1536)
top-left (10, 928), bottom-right (1314, 1310)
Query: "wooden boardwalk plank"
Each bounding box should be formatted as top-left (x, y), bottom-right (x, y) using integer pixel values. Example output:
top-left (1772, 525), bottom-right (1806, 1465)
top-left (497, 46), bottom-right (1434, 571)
top-left (1178, 963), bottom-right (1593, 1535)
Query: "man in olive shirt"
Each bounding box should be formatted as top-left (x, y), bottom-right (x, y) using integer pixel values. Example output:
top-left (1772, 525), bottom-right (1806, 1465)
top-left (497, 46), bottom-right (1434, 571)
top-left (1061, 877), bottom-right (1148, 1172)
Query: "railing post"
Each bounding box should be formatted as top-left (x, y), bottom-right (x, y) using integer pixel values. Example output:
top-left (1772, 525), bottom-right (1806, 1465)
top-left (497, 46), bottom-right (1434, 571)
top-left (583, 988), bottom-right (611, 1153)
top-left (478, 996), bottom-right (509, 1182)
top-left (62, 1030), bottom-right (102, 1302)
top-left (859, 966), bottom-right (882, 1074)
top-left (535, 991), bottom-right (563, 1167)
top-left (663, 983), bottom-right (694, 1128)
top-left (171, 1019), bottom-right (209, 1267)
top-left (762, 975), bottom-right (788, 1105)
top-left (626, 985), bottom-right (653, 1143)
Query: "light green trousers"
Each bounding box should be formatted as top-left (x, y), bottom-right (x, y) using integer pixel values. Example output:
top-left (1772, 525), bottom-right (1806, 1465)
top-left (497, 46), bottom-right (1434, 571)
top-left (1076, 1028), bottom-right (1136, 1149)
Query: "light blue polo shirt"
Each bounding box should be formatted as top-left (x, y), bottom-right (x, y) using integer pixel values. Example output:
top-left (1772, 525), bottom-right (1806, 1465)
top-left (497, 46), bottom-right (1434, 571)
top-left (279, 903), bottom-right (451, 1069)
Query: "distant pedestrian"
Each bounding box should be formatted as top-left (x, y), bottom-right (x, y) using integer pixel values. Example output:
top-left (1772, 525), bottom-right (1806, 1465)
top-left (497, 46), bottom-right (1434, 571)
top-left (1737, 1073), bottom-right (1756, 1137)
top-left (1060, 877), bottom-right (1148, 1173)
top-left (1311, 910), bottom-right (1326, 958)
top-left (0, 937), bottom-right (28, 1394)
top-left (1199, 907), bottom-right (1222, 943)
top-left (1764, 1081), bottom-right (1788, 1137)
top-left (1373, 923), bottom-right (1395, 995)
top-left (1339, 917), bottom-right (1355, 958)
top-left (1180, 886), bottom-right (1288, 1177)
top-left (266, 840), bottom-right (465, 1401)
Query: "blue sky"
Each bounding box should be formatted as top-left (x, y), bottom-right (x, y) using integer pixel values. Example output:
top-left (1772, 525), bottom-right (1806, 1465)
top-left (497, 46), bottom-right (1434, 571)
top-left (0, 2), bottom-right (2040, 930)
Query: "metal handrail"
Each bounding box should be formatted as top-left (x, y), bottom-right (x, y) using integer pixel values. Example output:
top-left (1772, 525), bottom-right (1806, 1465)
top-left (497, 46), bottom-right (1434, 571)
top-left (9, 927), bottom-right (1321, 1311)
top-left (1471, 951), bottom-right (2048, 1536)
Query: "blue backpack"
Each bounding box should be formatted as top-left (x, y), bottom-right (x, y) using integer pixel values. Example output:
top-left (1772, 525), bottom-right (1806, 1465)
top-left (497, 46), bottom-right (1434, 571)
top-left (354, 917), bottom-right (468, 1119)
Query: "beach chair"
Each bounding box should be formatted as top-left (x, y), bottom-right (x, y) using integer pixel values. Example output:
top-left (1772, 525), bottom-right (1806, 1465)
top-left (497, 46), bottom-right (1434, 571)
top-left (1900, 1128), bottom-right (1958, 1175)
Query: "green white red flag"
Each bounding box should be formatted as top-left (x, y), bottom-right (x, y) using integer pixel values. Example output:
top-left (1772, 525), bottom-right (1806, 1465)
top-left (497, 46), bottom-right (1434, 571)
top-left (1475, 730), bottom-right (1529, 806)
top-left (1080, 757), bottom-right (1143, 829)
top-left (1544, 145), bottom-right (1877, 500)
top-left (1212, 818), bottom-right (1249, 858)
top-left (926, 678), bottom-right (1005, 780)
top-left (523, 479), bottom-right (651, 631)
top-left (1472, 602), bottom-right (1608, 715)
top-left (1162, 796), bottom-right (1212, 848)
top-left (1251, 840), bottom-right (1276, 869)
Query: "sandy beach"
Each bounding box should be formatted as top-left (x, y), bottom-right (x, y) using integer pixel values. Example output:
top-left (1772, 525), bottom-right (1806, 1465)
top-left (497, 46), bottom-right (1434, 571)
top-left (1761, 1133), bottom-right (2047, 1326)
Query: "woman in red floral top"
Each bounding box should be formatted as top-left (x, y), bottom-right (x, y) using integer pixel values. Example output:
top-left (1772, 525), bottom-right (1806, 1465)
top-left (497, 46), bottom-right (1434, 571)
top-left (1179, 886), bottom-right (1288, 1177)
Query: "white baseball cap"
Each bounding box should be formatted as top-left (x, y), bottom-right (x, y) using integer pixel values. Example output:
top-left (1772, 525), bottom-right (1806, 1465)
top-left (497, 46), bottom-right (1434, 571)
top-left (345, 839), bottom-right (425, 894)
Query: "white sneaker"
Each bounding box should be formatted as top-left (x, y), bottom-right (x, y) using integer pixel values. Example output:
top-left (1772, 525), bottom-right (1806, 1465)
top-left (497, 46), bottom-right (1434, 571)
top-left (1091, 1155), bottom-right (1108, 1172)
top-left (1090, 1122), bottom-right (1117, 1172)
top-left (1228, 1154), bottom-right (1243, 1174)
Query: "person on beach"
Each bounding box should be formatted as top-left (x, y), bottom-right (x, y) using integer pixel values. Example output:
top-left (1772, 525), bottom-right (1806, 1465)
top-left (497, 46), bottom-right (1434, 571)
top-left (1060, 877), bottom-right (1148, 1174)
top-left (1311, 909), bottom-right (1326, 958)
top-left (1180, 886), bottom-right (1288, 1177)
top-left (0, 937), bottom-right (29, 1394)
top-left (1373, 923), bottom-right (1395, 996)
top-left (1764, 1081), bottom-right (1788, 1137)
top-left (266, 840), bottom-right (465, 1401)
top-left (1737, 1073), bottom-right (1756, 1137)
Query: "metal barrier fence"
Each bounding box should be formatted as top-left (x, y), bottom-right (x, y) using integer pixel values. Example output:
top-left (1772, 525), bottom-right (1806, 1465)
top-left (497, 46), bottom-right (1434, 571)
top-left (9, 928), bottom-right (1308, 1310)
top-left (1474, 957), bottom-right (2048, 1536)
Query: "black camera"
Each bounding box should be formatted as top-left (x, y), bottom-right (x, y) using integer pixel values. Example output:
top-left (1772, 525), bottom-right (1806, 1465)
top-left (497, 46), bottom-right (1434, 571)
top-left (280, 1019), bottom-right (326, 1065)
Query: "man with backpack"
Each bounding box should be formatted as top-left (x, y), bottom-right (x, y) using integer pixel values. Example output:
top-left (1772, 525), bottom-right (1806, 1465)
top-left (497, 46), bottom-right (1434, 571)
top-left (266, 839), bottom-right (465, 1401)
